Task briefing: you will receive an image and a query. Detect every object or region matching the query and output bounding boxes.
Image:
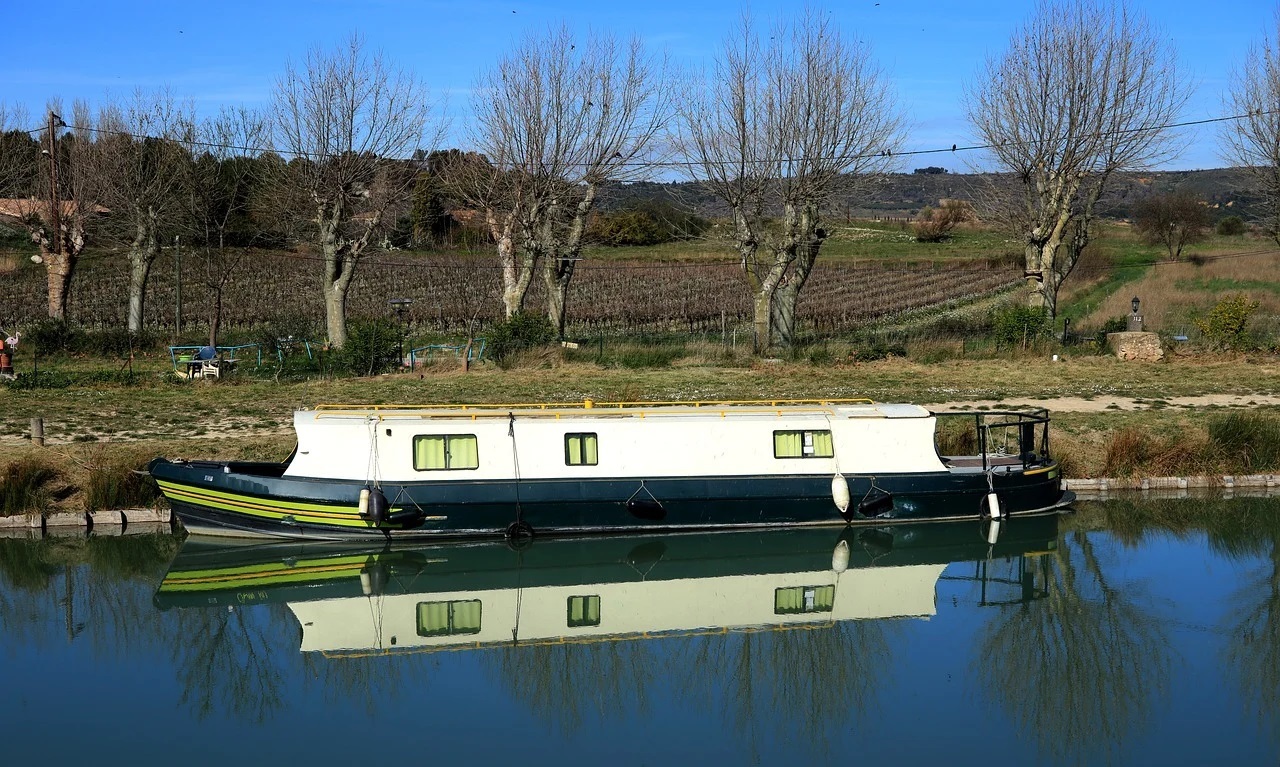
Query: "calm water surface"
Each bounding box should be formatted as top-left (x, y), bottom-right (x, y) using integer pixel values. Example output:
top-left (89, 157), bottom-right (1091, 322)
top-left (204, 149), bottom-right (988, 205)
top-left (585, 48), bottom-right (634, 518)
top-left (2, 498), bottom-right (1279, 766)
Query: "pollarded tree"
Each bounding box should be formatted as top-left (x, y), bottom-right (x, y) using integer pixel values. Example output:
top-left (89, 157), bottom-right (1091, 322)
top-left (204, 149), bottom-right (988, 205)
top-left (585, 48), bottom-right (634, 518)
top-left (451, 26), bottom-right (667, 334)
top-left (677, 10), bottom-right (903, 352)
top-left (966, 0), bottom-right (1187, 317)
top-left (272, 34), bottom-right (437, 349)
top-left (1223, 9), bottom-right (1280, 244)
top-left (0, 102), bottom-right (102, 319)
top-left (92, 89), bottom-right (195, 334)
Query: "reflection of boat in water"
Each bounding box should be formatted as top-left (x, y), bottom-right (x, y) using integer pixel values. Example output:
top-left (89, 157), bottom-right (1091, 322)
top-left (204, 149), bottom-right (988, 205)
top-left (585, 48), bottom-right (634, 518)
top-left (155, 516), bottom-right (1058, 654)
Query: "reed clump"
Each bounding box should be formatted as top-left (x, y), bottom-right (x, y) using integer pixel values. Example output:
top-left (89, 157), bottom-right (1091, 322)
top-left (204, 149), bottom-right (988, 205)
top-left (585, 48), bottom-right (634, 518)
top-left (1101, 426), bottom-right (1207, 478)
top-left (83, 447), bottom-right (159, 512)
top-left (0, 457), bottom-right (60, 516)
top-left (1208, 411), bottom-right (1280, 473)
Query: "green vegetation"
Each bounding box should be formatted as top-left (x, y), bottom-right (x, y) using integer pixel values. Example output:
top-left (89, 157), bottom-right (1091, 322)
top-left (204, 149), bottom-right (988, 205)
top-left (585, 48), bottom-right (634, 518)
top-left (1, 456), bottom-right (59, 516)
top-left (1216, 216), bottom-right (1247, 236)
top-left (1194, 293), bottom-right (1260, 350)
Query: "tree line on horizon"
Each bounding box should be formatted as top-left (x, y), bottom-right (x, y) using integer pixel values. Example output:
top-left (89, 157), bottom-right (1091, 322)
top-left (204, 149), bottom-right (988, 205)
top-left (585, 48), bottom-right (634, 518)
top-left (3, 0), bottom-right (1280, 354)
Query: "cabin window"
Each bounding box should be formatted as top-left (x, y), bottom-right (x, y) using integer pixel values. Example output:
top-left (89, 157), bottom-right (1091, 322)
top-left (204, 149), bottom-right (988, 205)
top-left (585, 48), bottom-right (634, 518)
top-left (567, 595), bottom-right (601, 627)
top-left (413, 434), bottom-right (479, 470)
top-left (773, 430), bottom-right (834, 459)
top-left (775, 585), bottom-right (835, 614)
top-left (416, 600), bottom-right (482, 636)
top-left (565, 433), bottom-right (599, 466)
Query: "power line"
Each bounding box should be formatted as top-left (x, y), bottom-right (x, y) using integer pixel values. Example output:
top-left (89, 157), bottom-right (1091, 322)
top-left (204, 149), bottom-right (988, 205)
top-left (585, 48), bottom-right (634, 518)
top-left (17, 107), bottom-right (1280, 170)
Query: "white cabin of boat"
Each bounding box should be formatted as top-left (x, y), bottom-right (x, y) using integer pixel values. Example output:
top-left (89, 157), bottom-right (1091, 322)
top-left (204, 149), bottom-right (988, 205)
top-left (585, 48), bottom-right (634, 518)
top-left (281, 400), bottom-right (949, 483)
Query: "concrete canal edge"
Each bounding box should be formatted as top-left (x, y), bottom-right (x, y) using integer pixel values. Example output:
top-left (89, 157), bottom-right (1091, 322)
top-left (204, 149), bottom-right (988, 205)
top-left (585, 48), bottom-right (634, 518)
top-left (1063, 474), bottom-right (1280, 500)
top-left (0, 508), bottom-right (173, 539)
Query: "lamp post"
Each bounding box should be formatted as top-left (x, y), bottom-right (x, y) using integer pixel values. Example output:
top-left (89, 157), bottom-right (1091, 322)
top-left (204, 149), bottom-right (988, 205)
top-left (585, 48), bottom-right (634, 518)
top-left (390, 298), bottom-right (412, 367)
top-left (1128, 295), bottom-right (1143, 332)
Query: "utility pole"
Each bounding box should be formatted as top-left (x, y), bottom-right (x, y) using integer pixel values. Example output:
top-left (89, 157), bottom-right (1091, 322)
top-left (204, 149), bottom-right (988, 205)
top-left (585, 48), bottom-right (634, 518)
top-left (46, 110), bottom-right (63, 260)
top-left (174, 235), bottom-right (182, 341)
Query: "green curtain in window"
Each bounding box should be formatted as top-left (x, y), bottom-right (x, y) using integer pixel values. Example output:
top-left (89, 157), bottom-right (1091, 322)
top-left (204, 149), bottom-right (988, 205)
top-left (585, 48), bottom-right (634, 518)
top-left (568, 436), bottom-right (583, 465)
top-left (812, 431), bottom-right (834, 457)
top-left (452, 600), bottom-right (482, 632)
top-left (568, 595), bottom-right (601, 625)
top-left (813, 585), bottom-right (835, 610)
top-left (449, 436), bottom-right (479, 469)
top-left (775, 432), bottom-right (803, 458)
top-left (414, 436), bottom-right (447, 470)
top-left (418, 601), bottom-right (450, 634)
top-left (776, 587), bottom-right (803, 612)
top-left (583, 434), bottom-right (598, 465)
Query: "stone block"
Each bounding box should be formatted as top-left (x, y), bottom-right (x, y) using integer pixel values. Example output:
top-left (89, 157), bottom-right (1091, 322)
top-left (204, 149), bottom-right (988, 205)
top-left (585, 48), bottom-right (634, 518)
top-left (45, 512), bottom-right (88, 527)
top-left (45, 524), bottom-right (85, 539)
top-left (122, 508), bottom-right (171, 524)
top-left (0, 513), bottom-right (41, 529)
top-left (1106, 332), bottom-right (1165, 362)
top-left (90, 510), bottom-right (124, 527)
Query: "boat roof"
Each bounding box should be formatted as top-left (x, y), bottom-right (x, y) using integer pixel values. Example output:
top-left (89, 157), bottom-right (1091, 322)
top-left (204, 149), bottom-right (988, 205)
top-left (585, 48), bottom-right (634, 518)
top-left (302, 399), bottom-right (933, 421)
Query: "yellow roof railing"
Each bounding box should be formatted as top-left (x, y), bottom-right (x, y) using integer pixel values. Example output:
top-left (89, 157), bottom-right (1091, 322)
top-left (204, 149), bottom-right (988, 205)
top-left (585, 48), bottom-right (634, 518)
top-left (312, 398), bottom-right (876, 420)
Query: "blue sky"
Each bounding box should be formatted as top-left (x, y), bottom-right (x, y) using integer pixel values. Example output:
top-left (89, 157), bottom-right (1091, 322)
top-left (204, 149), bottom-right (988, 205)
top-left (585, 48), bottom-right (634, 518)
top-left (4, 0), bottom-right (1272, 171)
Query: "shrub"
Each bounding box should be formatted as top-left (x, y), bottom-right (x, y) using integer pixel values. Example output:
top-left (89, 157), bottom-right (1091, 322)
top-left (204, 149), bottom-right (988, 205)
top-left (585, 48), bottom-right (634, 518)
top-left (912, 200), bottom-right (973, 243)
top-left (486, 312), bottom-right (556, 368)
top-left (83, 328), bottom-right (162, 357)
top-left (1194, 293), bottom-right (1259, 351)
top-left (1208, 411), bottom-right (1280, 473)
top-left (24, 319), bottom-right (83, 355)
top-left (1, 457), bottom-right (59, 516)
top-left (991, 305), bottom-right (1050, 349)
top-left (335, 318), bottom-right (402, 376)
top-left (1216, 216), bottom-right (1246, 236)
top-left (1101, 427), bottom-right (1200, 477)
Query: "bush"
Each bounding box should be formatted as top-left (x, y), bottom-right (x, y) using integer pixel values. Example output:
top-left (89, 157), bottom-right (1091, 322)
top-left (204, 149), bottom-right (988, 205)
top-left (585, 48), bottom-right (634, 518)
top-left (24, 319), bottom-right (83, 355)
top-left (912, 200), bottom-right (973, 243)
top-left (83, 328), bottom-right (162, 357)
top-left (991, 305), bottom-right (1050, 349)
top-left (1131, 190), bottom-right (1211, 259)
top-left (1194, 293), bottom-right (1259, 351)
top-left (1216, 216), bottom-right (1246, 236)
top-left (486, 312), bottom-right (556, 368)
top-left (1208, 412), bottom-right (1280, 473)
top-left (335, 318), bottom-right (402, 376)
top-left (1, 457), bottom-right (59, 516)
top-left (587, 201), bottom-right (710, 246)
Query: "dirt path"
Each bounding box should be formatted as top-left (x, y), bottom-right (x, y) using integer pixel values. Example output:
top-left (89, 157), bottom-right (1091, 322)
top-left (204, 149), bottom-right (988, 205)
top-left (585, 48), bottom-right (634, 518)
top-left (924, 393), bottom-right (1280, 412)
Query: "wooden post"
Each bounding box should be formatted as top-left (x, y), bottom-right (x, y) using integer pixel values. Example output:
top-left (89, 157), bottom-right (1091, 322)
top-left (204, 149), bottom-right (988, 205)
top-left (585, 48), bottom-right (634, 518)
top-left (31, 417), bottom-right (45, 447)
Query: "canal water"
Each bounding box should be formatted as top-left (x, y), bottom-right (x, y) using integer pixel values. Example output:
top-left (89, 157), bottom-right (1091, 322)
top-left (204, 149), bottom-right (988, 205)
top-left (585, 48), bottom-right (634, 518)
top-left (1, 497), bottom-right (1279, 765)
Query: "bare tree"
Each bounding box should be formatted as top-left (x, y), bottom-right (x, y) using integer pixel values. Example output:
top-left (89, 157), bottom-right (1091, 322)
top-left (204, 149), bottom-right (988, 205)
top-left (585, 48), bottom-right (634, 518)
top-left (966, 0), bottom-right (1187, 317)
top-left (1223, 9), bottom-right (1280, 244)
top-left (0, 101), bottom-right (102, 319)
top-left (449, 26), bottom-right (668, 332)
top-left (93, 89), bottom-right (195, 333)
top-left (272, 34), bottom-right (437, 349)
top-left (676, 10), bottom-right (903, 352)
top-left (187, 106), bottom-right (268, 346)
top-left (1130, 190), bottom-right (1210, 259)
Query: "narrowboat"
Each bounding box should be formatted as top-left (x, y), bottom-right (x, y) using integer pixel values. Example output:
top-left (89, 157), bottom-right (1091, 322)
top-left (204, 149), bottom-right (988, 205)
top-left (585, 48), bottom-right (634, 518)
top-left (148, 399), bottom-right (1072, 541)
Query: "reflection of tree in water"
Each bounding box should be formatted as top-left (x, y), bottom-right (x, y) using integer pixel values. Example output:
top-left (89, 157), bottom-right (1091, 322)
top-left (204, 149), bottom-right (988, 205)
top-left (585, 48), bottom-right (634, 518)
top-left (975, 530), bottom-right (1171, 765)
top-left (1210, 502), bottom-right (1280, 750)
top-left (486, 618), bottom-right (893, 762)
top-left (673, 621), bottom-right (893, 763)
top-left (171, 603), bottom-right (296, 723)
top-left (485, 638), bottom-right (657, 734)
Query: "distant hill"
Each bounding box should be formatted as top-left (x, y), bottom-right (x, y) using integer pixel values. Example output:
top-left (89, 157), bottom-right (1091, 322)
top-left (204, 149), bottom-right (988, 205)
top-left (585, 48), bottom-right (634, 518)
top-left (597, 168), bottom-right (1264, 222)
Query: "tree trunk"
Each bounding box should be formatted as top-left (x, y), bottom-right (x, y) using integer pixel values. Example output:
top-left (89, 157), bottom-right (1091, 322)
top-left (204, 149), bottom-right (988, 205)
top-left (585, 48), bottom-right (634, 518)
top-left (208, 286), bottom-right (223, 347)
top-left (770, 218), bottom-right (825, 348)
top-left (324, 283), bottom-right (348, 349)
top-left (126, 213), bottom-right (160, 334)
top-left (752, 288), bottom-right (775, 355)
top-left (44, 248), bottom-right (73, 320)
top-left (544, 261), bottom-right (574, 339)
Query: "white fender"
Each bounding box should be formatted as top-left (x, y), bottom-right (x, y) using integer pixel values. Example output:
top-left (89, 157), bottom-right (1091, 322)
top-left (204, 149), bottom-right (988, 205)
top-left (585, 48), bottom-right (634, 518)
top-left (831, 474), bottom-right (851, 514)
top-left (832, 540), bottom-right (850, 574)
top-left (985, 491), bottom-right (1002, 519)
top-left (358, 487), bottom-right (370, 517)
